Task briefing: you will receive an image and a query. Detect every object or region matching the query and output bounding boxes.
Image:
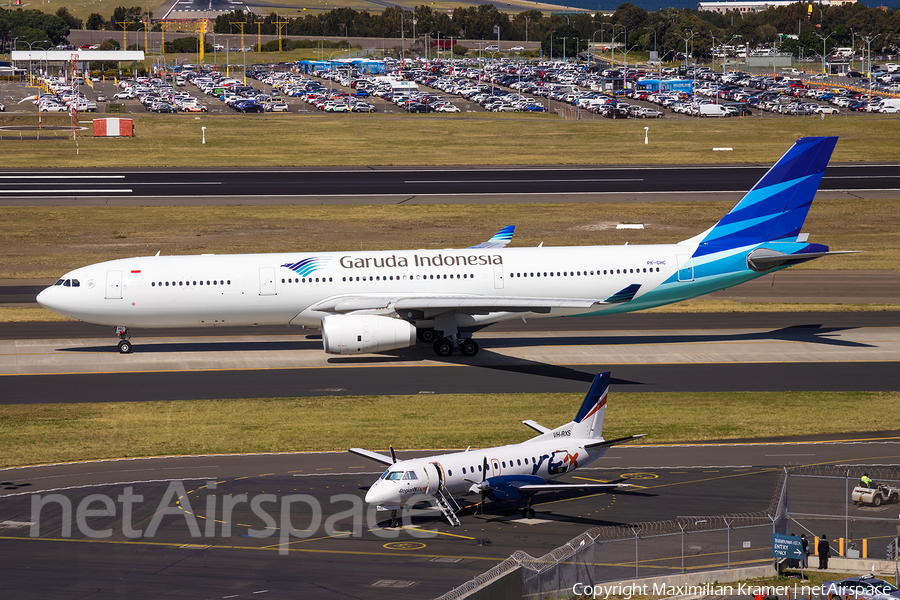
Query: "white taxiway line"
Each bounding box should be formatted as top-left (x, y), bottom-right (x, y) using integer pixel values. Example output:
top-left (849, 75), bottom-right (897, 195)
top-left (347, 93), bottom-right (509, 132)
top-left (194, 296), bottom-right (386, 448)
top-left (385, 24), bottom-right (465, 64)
top-left (0, 189), bottom-right (133, 194)
top-left (0, 175), bottom-right (126, 179)
top-left (408, 178), bottom-right (645, 184)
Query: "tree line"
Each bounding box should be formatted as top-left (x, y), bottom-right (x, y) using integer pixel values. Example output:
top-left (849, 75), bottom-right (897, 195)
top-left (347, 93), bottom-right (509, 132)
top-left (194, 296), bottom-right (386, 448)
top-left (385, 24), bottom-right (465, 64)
top-left (4, 2), bottom-right (899, 60)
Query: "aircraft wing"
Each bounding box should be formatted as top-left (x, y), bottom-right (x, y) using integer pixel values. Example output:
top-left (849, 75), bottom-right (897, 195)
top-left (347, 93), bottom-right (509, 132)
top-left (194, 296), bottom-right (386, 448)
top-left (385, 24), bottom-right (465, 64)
top-left (517, 482), bottom-right (630, 493)
top-left (468, 226), bottom-right (515, 249)
top-left (312, 294), bottom-right (604, 314)
top-left (349, 447), bottom-right (394, 466)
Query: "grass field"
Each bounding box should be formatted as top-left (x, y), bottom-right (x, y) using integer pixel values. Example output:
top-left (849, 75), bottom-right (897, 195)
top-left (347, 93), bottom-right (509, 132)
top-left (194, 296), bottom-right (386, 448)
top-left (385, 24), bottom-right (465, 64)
top-left (2, 390), bottom-right (899, 468)
top-left (1, 199), bottom-right (896, 279)
top-left (2, 114), bottom-right (900, 168)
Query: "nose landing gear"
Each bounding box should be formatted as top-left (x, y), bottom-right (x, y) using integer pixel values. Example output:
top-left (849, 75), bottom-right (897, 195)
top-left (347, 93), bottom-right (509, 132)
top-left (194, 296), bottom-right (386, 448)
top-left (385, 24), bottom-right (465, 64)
top-left (116, 326), bottom-right (133, 354)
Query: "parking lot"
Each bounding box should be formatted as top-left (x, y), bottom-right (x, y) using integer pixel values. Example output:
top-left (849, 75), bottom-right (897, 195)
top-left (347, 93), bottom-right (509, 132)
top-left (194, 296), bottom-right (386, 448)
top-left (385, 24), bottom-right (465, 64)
top-left (2, 57), bottom-right (897, 120)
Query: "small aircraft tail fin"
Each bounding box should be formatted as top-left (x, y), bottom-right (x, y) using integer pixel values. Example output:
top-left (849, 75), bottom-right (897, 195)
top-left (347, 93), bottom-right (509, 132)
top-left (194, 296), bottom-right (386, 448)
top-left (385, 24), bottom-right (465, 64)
top-left (569, 371), bottom-right (610, 440)
top-left (690, 136), bottom-right (838, 257)
top-left (527, 372), bottom-right (610, 443)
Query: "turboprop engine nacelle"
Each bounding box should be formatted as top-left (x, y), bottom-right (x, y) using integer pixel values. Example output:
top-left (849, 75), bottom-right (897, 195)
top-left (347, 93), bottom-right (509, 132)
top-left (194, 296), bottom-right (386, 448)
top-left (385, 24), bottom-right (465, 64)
top-left (321, 314), bottom-right (417, 355)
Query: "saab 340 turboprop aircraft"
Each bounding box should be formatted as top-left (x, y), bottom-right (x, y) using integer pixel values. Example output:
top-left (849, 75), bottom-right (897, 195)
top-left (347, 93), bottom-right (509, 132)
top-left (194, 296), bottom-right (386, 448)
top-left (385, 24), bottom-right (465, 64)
top-left (351, 372), bottom-right (642, 526)
top-left (38, 137), bottom-right (849, 356)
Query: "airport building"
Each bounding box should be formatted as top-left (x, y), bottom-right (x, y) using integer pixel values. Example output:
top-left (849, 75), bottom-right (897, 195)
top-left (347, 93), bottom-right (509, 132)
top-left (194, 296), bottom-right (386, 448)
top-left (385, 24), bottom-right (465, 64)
top-left (698, 0), bottom-right (856, 13)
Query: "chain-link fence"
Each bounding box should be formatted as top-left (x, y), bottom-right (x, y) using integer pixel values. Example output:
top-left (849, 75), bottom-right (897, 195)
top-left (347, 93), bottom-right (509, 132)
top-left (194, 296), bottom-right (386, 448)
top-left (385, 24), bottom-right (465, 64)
top-left (784, 465), bottom-right (900, 560)
top-left (434, 466), bottom-right (900, 600)
top-left (435, 512), bottom-right (781, 600)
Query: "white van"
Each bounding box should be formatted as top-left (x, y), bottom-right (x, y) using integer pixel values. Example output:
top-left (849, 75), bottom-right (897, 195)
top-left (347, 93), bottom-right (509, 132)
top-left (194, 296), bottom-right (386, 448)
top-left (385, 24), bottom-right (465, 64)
top-left (879, 98), bottom-right (900, 113)
top-left (699, 103), bottom-right (730, 117)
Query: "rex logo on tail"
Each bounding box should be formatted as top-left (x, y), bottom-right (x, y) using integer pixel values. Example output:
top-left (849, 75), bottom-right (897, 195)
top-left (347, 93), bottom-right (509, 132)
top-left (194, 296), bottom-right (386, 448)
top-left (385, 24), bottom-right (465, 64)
top-left (38, 137), bottom-right (853, 357)
top-left (351, 372), bottom-right (643, 526)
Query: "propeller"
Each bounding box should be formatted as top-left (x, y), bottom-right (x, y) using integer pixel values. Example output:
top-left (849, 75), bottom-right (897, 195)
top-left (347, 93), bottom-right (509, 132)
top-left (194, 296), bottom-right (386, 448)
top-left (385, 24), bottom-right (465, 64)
top-left (389, 446), bottom-right (397, 464)
top-left (465, 457), bottom-right (491, 512)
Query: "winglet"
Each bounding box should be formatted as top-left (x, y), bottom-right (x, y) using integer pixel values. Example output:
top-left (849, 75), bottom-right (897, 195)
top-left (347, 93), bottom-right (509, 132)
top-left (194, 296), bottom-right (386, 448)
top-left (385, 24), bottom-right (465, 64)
top-left (469, 226), bottom-right (515, 249)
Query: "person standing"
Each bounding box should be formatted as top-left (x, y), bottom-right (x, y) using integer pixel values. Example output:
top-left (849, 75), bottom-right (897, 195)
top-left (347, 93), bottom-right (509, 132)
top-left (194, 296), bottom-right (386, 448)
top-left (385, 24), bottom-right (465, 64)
top-left (801, 534), bottom-right (809, 568)
top-left (817, 534), bottom-right (830, 569)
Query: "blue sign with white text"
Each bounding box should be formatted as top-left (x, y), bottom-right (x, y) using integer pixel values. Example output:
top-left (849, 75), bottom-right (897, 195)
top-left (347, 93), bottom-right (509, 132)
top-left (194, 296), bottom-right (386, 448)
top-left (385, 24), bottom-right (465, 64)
top-left (772, 534), bottom-right (805, 559)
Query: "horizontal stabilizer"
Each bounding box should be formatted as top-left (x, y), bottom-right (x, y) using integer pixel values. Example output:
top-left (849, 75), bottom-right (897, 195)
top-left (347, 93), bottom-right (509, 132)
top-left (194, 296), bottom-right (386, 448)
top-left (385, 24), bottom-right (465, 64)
top-left (747, 249), bottom-right (859, 272)
top-left (469, 226), bottom-right (515, 249)
top-left (584, 434), bottom-right (646, 451)
top-left (349, 447), bottom-right (394, 466)
top-left (604, 284), bottom-right (642, 304)
top-left (522, 420), bottom-right (550, 434)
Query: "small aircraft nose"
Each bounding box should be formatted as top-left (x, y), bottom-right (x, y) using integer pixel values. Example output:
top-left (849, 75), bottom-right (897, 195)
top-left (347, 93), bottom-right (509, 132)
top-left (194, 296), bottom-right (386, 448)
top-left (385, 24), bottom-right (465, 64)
top-left (365, 483), bottom-right (389, 505)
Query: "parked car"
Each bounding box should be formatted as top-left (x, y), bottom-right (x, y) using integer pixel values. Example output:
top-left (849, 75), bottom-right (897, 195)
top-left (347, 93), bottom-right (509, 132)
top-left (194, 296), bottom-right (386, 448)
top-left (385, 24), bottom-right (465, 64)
top-left (96, 93), bottom-right (108, 102)
top-left (637, 107), bottom-right (663, 118)
top-left (821, 576), bottom-right (900, 600)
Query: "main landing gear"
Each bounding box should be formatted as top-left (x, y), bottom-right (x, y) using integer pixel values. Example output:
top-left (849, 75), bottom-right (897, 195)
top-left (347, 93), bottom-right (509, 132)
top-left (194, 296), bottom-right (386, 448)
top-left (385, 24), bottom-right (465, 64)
top-left (116, 326), bottom-right (133, 354)
top-left (521, 496), bottom-right (536, 520)
top-left (419, 329), bottom-right (479, 357)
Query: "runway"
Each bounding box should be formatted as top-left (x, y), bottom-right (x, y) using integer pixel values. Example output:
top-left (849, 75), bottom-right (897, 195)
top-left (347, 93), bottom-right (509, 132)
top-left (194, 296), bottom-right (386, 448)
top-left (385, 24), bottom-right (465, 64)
top-left (0, 164), bottom-right (898, 204)
top-left (2, 438), bottom-right (898, 599)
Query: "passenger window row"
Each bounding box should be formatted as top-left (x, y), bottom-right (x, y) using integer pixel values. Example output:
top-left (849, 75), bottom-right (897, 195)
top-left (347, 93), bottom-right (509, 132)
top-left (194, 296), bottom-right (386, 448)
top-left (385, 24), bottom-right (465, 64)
top-left (150, 280), bottom-right (231, 287)
top-left (341, 274), bottom-right (474, 282)
top-left (513, 267), bottom-right (660, 278)
top-left (450, 456), bottom-right (537, 477)
top-left (283, 277), bottom-right (333, 283)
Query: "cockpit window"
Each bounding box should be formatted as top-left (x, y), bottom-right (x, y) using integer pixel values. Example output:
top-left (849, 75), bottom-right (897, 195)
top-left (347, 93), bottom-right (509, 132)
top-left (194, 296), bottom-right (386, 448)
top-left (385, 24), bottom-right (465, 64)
top-left (63, 280), bottom-right (71, 287)
top-left (54, 280), bottom-right (64, 286)
top-left (385, 471), bottom-right (404, 481)
top-left (379, 469), bottom-right (390, 480)
top-left (402, 471), bottom-right (418, 480)
top-left (71, 279), bottom-right (80, 287)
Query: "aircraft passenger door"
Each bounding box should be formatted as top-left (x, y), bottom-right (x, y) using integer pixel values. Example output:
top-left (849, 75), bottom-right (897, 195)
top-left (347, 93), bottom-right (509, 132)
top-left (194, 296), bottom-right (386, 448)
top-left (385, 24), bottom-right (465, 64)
top-left (259, 267), bottom-right (277, 296)
top-left (105, 270), bottom-right (122, 299)
top-left (490, 458), bottom-right (501, 476)
top-left (493, 265), bottom-right (504, 289)
top-left (676, 255), bottom-right (694, 282)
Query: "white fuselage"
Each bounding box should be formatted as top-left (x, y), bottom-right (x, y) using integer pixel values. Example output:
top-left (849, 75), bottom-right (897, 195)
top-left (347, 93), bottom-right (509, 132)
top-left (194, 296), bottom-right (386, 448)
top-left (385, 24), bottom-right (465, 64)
top-left (36, 242), bottom-right (738, 330)
top-left (364, 437), bottom-right (607, 508)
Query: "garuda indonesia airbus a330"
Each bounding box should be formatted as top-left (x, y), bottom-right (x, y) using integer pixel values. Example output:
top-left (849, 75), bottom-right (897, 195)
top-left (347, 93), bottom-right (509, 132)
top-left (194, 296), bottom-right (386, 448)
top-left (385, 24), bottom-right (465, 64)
top-left (38, 137), bottom-right (849, 356)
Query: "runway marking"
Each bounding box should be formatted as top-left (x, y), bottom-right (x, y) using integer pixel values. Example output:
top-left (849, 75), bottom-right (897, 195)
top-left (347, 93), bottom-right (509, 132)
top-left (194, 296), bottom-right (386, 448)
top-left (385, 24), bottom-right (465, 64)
top-left (765, 453), bottom-right (816, 456)
top-left (0, 189), bottom-right (133, 194)
top-left (0, 175), bottom-right (125, 179)
top-left (407, 178), bottom-right (645, 184)
top-left (384, 541), bottom-right (426, 550)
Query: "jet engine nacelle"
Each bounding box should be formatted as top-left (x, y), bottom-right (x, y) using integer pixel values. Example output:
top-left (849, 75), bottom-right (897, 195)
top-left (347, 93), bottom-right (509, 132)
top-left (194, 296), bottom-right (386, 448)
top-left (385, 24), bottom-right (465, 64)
top-left (321, 314), bottom-right (416, 355)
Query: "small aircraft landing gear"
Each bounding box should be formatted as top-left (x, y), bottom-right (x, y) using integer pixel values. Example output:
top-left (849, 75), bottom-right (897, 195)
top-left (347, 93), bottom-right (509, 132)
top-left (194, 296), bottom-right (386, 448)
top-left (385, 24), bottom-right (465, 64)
top-left (116, 326), bottom-right (133, 354)
top-left (389, 509), bottom-right (400, 528)
top-left (521, 497), bottom-right (536, 519)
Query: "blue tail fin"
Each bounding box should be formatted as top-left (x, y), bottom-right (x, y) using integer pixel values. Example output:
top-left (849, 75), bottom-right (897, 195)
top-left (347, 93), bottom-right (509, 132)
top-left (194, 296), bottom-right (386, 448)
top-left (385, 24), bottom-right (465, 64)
top-left (693, 137), bottom-right (837, 258)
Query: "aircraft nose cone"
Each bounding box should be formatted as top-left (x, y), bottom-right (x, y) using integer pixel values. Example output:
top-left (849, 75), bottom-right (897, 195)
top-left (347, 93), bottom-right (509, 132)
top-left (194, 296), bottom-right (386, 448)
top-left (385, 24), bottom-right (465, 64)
top-left (36, 286), bottom-right (55, 310)
top-left (365, 483), bottom-right (389, 505)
